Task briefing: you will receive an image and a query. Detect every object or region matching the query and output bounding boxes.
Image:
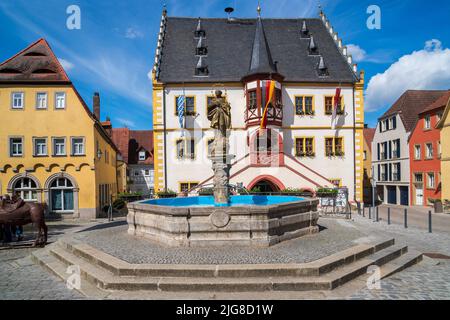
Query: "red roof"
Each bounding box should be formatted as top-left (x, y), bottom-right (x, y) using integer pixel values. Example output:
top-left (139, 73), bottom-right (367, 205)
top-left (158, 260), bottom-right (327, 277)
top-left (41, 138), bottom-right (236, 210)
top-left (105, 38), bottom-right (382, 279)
top-left (0, 38), bottom-right (70, 82)
top-left (380, 90), bottom-right (448, 132)
top-left (363, 128), bottom-right (376, 152)
top-left (420, 91), bottom-right (450, 115)
top-left (111, 128), bottom-right (153, 165)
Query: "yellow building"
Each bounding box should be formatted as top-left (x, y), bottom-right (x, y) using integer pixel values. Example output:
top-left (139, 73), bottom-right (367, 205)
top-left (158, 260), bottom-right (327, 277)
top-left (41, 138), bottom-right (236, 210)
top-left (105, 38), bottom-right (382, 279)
top-left (437, 96), bottom-right (450, 202)
top-left (362, 127), bottom-right (375, 204)
top-left (0, 39), bottom-right (118, 219)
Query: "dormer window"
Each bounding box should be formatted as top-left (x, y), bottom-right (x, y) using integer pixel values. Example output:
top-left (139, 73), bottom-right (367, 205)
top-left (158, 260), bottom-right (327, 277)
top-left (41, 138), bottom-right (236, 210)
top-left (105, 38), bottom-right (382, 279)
top-left (301, 20), bottom-right (309, 38)
top-left (317, 56), bottom-right (328, 77)
top-left (194, 18), bottom-right (205, 38)
top-left (139, 151), bottom-right (146, 161)
top-left (308, 35), bottom-right (319, 55)
top-left (196, 37), bottom-right (207, 56)
top-left (195, 56), bottom-right (208, 76)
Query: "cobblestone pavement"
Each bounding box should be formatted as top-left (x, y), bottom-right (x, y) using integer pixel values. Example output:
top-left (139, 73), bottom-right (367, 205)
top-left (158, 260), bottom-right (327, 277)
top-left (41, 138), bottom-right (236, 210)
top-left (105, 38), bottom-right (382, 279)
top-left (1, 215), bottom-right (449, 299)
top-left (348, 257), bottom-right (450, 300)
top-left (73, 218), bottom-right (371, 264)
top-left (0, 220), bottom-right (105, 300)
top-left (0, 248), bottom-right (84, 300)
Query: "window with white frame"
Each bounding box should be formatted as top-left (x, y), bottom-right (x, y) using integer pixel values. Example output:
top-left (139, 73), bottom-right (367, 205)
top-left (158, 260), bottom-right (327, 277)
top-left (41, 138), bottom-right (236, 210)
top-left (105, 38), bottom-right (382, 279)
top-left (424, 115), bottom-right (431, 129)
top-left (36, 92), bottom-right (48, 109)
top-left (13, 178), bottom-right (38, 201)
top-left (53, 138), bottom-right (66, 156)
top-left (34, 138), bottom-right (47, 156)
top-left (139, 151), bottom-right (146, 161)
top-left (10, 137), bottom-right (23, 157)
top-left (427, 172), bottom-right (435, 189)
top-left (55, 92), bottom-right (66, 109)
top-left (425, 143), bottom-right (433, 159)
top-left (12, 92), bottom-right (24, 109)
top-left (71, 137), bottom-right (85, 156)
top-left (414, 145), bottom-right (421, 160)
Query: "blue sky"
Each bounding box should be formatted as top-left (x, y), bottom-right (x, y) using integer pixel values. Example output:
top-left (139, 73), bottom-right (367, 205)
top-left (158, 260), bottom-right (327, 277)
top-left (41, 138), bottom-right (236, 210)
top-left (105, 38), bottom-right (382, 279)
top-left (1, 0), bottom-right (449, 129)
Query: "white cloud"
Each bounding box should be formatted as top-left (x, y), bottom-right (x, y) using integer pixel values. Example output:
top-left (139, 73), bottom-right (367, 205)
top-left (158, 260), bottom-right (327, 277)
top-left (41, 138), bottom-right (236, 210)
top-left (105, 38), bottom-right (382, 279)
top-left (116, 118), bottom-right (136, 128)
top-left (347, 44), bottom-right (367, 62)
top-left (365, 39), bottom-right (450, 111)
top-left (58, 57), bottom-right (74, 71)
top-left (125, 27), bottom-right (143, 39)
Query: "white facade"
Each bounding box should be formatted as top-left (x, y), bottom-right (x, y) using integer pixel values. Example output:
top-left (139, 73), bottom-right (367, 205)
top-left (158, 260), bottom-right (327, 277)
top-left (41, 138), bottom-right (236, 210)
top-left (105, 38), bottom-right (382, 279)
top-left (161, 84), bottom-right (358, 200)
top-left (372, 114), bottom-right (410, 205)
top-left (128, 164), bottom-right (154, 195)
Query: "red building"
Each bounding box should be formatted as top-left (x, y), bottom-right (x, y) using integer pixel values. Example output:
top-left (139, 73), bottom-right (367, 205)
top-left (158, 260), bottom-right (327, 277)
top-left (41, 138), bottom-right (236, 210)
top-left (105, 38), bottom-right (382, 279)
top-left (409, 91), bottom-right (449, 206)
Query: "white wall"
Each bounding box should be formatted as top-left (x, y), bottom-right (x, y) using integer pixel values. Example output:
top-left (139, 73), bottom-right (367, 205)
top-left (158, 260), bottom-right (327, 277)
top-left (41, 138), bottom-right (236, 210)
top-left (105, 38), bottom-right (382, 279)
top-left (162, 85), bottom-right (356, 198)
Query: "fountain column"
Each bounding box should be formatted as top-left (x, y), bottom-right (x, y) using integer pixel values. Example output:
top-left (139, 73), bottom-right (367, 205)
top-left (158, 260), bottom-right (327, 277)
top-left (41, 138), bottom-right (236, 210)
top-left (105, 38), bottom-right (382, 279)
top-left (207, 90), bottom-right (234, 205)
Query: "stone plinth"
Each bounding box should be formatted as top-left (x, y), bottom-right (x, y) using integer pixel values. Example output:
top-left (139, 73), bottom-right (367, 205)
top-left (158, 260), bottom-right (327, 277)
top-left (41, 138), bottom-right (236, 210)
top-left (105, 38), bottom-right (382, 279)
top-left (127, 198), bottom-right (319, 247)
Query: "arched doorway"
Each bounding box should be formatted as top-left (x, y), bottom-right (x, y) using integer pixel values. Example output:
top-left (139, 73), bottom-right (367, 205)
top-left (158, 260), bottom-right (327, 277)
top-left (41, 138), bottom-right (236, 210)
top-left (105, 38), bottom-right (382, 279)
top-left (49, 178), bottom-right (74, 213)
top-left (44, 173), bottom-right (79, 216)
top-left (247, 175), bottom-right (286, 193)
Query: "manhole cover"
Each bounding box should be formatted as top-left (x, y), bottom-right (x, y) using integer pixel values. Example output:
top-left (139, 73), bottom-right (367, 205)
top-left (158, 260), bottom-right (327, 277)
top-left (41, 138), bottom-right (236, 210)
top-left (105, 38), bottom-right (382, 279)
top-left (423, 253), bottom-right (450, 259)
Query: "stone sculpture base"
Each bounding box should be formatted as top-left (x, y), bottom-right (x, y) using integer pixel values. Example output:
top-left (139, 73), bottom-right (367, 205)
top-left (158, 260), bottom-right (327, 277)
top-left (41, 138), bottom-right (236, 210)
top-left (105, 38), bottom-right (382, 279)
top-left (127, 199), bottom-right (319, 247)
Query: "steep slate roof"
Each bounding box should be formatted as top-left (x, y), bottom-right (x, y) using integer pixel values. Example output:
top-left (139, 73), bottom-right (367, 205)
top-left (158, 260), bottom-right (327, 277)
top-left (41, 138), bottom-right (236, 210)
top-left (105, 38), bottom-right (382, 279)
top-left (420, 90), bottom-right (450, 115)
top-left (0, 38), bottom-right (70, 82)
top-left (158, 17), bottom-right (357, 83)
top-left (363, 128), bottom-right (376, 152)
top-left (246, 17), bottom-right (279, 77)
top-left (379, 90), bottom-right (448, 132)
top-left (111, 129), bottom-right (154, 165)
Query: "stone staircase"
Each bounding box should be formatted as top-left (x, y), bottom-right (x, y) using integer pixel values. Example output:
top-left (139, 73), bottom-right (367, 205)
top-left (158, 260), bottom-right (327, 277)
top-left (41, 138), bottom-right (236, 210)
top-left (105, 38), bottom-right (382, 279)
top-left (31, 237), bottom-right (422, 297)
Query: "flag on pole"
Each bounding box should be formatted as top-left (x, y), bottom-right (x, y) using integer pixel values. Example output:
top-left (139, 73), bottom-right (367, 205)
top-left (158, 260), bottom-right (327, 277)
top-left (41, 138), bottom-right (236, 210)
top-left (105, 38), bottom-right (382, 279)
top-left (260, 80), bottom-right (276, 129)
top-left (177, 95), bottom-right (186, 136)
top-left (331, 87), bottom-right (341, 130)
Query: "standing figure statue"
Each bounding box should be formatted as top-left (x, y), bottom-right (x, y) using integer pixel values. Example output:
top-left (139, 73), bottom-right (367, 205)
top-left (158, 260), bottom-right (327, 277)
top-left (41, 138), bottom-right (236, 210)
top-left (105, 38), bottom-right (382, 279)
top-left (207, 90), bottom-right (233, 204)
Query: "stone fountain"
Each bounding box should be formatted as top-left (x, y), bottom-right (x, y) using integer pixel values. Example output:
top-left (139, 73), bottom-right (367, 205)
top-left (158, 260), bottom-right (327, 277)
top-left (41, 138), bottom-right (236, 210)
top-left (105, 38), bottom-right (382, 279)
top-left (127, 91), bottom-right (319, 247)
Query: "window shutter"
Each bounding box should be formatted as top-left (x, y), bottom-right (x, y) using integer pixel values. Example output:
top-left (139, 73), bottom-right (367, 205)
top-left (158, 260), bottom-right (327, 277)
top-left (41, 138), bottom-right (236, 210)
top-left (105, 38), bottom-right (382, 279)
top-left (393, 117), bottom-right (397, 129)
top-left (397, 139), bottom-right (401, 158)
top-left (378, 164), bottom-right (380, 181)
top-left (379, 123), bottom-right (382, 133)
top-left (398, 164), bottom-right (401, 181)
top-left (389, 163), bottom-right (392, 181)
top-left (377, 143), bottom-right (380, 160)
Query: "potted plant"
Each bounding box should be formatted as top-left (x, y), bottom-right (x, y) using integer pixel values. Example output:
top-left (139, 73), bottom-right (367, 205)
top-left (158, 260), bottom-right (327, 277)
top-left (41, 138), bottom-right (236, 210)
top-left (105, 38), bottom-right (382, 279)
top-left (198, 187), bottom-right (214, 196)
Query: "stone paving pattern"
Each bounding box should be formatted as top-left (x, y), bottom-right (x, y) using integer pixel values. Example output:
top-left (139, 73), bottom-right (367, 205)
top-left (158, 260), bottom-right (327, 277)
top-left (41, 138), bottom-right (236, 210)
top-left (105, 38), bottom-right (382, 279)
top-left (73, 219), bottom-right (369, 264)
top-left (0, 214), bottom-right (449, 299)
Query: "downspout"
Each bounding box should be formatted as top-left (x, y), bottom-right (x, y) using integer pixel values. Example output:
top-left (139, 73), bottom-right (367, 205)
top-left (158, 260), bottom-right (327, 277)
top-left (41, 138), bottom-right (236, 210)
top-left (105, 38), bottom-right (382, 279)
top-left (352, 85), bottom-right (356, 203)
top-left (163, 85), bottom-right (168, 191)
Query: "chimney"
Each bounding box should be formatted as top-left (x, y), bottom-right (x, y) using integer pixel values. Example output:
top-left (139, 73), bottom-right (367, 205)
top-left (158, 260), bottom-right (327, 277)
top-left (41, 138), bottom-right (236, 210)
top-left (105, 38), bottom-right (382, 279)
top-left (93, 92), bottom-right (100, 120)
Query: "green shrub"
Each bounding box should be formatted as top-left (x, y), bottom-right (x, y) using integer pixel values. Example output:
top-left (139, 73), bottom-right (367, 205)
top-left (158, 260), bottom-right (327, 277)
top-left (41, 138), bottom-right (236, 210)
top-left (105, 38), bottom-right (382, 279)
top-left (157, 189), bottom-right (177, 198)
top-left (113, 198), bottom-right (126, 210)
top-left (198, 188), bottom-right (214, 196)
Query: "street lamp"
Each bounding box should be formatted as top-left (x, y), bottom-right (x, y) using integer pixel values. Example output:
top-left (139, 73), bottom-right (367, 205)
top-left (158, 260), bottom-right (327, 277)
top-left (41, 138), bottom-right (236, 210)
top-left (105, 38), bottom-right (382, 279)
top-left (371, 164), bottom-right (376, 208)
top-left (97, 148), bottom-right (103, 160)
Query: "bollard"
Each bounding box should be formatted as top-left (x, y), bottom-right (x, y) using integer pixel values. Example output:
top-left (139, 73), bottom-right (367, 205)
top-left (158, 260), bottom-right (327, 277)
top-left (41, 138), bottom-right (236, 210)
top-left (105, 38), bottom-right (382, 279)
top-left (376, 206), bottom-right (379, 222)
top-left (369, 207), bottom-right (372, 219)
top-left (387, 207), bottom-right (391, 225)
top-left (363, 206), bottom-right (365, 217)
top-left (428, 210), bottom-right (432, 233)
top-left (404, 208), bottom-right (408, 228)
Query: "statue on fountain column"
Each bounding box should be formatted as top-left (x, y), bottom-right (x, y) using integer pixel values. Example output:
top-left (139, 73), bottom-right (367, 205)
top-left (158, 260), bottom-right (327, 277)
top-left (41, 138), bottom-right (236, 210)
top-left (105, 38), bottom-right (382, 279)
top-left (207, 90), bottom-right (233, 204)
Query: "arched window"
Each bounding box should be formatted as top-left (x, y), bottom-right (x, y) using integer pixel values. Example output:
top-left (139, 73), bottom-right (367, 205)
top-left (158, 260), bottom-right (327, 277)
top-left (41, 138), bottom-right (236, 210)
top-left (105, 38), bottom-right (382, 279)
top-left (13, 177), bottom-right (38, 201)
top-left (50, 178), bottom-right (74, 212)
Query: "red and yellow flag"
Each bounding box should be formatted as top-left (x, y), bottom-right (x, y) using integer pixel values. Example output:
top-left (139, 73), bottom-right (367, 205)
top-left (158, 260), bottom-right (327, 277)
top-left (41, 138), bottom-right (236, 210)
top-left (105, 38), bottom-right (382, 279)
top-left (260, 80), bottom-right (276, 129)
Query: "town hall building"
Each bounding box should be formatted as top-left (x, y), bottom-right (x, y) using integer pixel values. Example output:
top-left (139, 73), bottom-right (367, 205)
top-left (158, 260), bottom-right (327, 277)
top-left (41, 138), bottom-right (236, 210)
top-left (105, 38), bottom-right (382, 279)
top-left (150, 7), bottom-right (365, 202)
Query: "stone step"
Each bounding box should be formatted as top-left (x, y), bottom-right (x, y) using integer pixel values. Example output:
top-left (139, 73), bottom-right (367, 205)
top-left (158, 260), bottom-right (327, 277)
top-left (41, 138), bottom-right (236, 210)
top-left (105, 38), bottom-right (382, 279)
top-left (379, 249), bottom-right (423, 279)
top-left (47, 243), bottom-right (414, 292)
top-left (31, 246), bottom-right (109, 299)
top-left (56, 237), bottom-right (395, 278)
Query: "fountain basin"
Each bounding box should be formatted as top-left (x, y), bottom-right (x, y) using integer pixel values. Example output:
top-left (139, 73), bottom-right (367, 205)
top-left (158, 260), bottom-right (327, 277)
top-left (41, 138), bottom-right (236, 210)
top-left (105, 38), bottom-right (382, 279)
top-left (127, 196), bottom-right (319, 247)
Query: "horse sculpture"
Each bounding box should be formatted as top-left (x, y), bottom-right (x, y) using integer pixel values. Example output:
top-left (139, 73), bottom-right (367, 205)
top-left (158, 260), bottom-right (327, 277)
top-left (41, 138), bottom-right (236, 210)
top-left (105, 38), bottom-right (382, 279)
top-left (0, 196), bottom-right (47, 247)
